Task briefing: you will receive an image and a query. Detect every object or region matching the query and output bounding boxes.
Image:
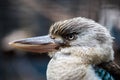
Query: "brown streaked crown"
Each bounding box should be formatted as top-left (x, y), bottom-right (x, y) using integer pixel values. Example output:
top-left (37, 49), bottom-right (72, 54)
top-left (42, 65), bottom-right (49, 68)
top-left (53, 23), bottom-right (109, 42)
top-left (49, 17), bottom-right (96, 36)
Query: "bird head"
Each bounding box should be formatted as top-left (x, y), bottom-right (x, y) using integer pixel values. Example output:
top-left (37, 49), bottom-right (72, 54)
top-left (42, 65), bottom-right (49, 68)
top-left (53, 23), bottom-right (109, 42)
top-left (9, 17), bottom-right (114, 63)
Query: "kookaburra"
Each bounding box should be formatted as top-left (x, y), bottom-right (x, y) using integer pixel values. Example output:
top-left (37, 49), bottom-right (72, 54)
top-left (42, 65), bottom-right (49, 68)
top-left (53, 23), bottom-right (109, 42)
top-left (9, 17), bottom-right (114, 80)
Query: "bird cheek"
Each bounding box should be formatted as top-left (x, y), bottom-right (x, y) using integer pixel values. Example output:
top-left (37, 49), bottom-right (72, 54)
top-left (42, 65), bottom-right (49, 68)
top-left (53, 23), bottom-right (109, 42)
top-left (69, 40), bottom-right (79, 46)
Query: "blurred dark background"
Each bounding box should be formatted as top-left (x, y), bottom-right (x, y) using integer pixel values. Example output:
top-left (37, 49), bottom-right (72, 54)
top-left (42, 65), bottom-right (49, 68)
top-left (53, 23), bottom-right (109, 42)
top-left (0, 0), bottom-right (120, 80)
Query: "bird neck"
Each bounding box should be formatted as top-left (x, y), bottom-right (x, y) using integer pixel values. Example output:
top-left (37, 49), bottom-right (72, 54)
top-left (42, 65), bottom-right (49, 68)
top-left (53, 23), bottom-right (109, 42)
top-left (49, 46), bottom-right (113, 65)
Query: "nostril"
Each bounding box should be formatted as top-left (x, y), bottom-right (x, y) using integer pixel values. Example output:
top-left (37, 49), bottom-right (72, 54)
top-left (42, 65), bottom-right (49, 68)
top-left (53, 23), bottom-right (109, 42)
top-left (50, 35), bottom-right (55, 39)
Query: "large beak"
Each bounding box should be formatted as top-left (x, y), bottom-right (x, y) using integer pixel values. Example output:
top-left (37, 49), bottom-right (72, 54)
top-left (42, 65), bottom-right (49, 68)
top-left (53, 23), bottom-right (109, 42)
top-left (9, 35), bottom-right (60, 53)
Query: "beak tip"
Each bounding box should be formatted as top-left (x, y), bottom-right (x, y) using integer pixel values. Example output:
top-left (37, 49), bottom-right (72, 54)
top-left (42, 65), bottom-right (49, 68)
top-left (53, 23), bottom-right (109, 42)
top-left (9, 40), bottom-right (19, 47)
top-left (9, 41), bottom-right (14, 46)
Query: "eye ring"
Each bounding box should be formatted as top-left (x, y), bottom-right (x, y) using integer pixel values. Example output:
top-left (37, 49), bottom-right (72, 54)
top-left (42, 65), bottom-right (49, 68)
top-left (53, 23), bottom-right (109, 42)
top-left (68, 35), bottom-right (75, 40)
top-left (64, 33), bottom-right (77, 41)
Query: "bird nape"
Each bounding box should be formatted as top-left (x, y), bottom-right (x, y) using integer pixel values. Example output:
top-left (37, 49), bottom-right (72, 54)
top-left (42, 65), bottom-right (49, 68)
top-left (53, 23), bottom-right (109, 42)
top-left (9, 17), bottom-right (115, 80)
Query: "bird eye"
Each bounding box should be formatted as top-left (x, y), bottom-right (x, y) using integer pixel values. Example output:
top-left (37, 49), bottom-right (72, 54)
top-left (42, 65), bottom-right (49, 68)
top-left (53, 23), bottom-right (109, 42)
top-left (64, 33), bottom-right (77, 41)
